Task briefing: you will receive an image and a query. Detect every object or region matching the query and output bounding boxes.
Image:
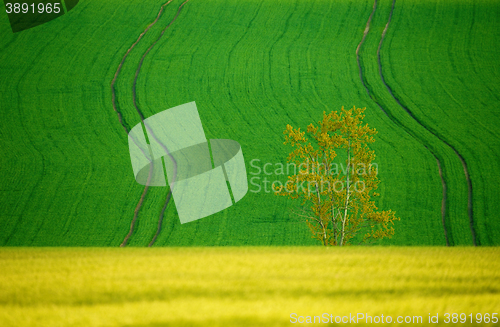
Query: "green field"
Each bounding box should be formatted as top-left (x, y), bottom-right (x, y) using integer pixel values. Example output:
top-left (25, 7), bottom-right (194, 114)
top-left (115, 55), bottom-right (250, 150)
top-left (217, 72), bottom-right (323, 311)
top-left (0, 247), bottom-right (498, 326)
top-left (0, 0), bottom-right (499, 246)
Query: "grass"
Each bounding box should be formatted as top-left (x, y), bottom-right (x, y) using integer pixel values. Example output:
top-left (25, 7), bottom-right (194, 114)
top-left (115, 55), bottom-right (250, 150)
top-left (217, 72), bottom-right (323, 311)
top-left (0, 247), bottom-right (499, 326)
top-left (0, 0), bottom-right (499, 246)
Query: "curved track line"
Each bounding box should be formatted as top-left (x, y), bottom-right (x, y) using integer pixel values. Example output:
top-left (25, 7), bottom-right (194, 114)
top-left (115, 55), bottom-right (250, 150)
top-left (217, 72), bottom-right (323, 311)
top-left (148, 188), bottom-right (172, 247)
top-left (111, 0), bottom-right (174, 134)
top-left (355, 0), bottom-right (451, 245)
top-left (120, 163), bottom-right (153, 247)
top-left (377, 0), bottom-right (476, 246)
top-left (110, 1), bottom-right (174, 247)
top-left (356, 0), bottom-right (377, 96)
top-left (117, 0), bottom-right (191, 247)
top-left (133, 0), bottom-right (193, 247)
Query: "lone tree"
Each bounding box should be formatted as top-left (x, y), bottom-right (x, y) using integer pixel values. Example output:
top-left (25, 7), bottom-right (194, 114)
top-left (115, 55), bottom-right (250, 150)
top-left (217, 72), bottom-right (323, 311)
top-left (274, 106), bottom-right (399, 246)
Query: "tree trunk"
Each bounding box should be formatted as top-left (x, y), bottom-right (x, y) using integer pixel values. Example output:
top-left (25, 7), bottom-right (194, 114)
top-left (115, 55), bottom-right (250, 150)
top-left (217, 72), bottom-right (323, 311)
top-left (340, 139), bottom-right (351, 246)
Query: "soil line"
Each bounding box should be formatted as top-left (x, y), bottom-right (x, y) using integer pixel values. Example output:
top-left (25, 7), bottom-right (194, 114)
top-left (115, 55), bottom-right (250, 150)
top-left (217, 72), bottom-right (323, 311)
top-left (135, 0), bottom-right (193, 247)
top-left (111, 1), bottom-right (174, 247)
top-left (356, 0), bottom-right (453, 246)
top-left (377, 0), bottom-right (476, 246)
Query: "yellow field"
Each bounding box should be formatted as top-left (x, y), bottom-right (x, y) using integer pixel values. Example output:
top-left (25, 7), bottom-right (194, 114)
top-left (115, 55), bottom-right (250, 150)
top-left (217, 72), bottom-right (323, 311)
top-left (0, 247), bottom-right (498, 326)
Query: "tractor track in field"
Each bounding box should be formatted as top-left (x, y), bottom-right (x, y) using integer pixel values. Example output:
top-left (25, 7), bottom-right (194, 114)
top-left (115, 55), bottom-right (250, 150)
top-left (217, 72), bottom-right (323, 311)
top-left (355, 0), bottom-right (451, 245)
top-left (111, 0), bottom-right (174, 135)
top-left (111, 0), bottom-right (174, 247)
top-left (355, 0), bottom-right (377, 97)
top-left (378, 0), bottom-right (476, 246)
top-left (374, 0), bottom-right (451, 246)
top-left (111, 0), bottom-right (190, 247)
top-left (136, 0), bottom-right (192, 247)
top-left (357, 0), bottom-right (476, 246)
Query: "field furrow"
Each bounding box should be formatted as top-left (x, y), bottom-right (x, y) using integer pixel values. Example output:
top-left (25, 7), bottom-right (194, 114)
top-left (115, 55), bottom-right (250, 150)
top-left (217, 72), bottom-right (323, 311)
top-left (356, 0), bottom-right (451, 244)
top-left (356, 0), bottom-right (485, 246)
top-left (378, 0), bottom-right (476, 245)
top-left (110, 1), bottom-right (176, 247)
top-left (379, 0), bottom-right (500, 245)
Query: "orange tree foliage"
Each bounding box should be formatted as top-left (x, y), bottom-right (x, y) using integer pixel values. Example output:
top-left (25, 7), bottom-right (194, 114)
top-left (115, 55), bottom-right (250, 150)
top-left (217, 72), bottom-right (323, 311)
top-left (274, 106), bottom-right (399, 246)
